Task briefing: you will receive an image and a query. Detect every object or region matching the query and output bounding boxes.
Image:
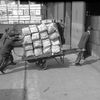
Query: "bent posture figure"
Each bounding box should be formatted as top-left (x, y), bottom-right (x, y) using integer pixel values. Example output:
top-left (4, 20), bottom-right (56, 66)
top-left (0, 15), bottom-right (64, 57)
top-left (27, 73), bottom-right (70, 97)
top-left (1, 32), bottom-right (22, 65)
top-left (0, 28), bottom-right (21, 74)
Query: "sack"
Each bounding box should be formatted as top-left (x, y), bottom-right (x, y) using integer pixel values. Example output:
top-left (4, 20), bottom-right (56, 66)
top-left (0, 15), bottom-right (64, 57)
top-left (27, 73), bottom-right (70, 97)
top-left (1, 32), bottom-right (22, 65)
top-left (33, 40), bottom-right (42, 48)
top-left (49, 31), bottom-right (60, 40)
top-left (29, 25), bottom-right (38, 33)
top-left (46, 23), bottom-right (57, 34)
top-left (23, 35), bottom-right (32, 44)
top-left (34, 48), bottom-right (43, 56)
top-left (24, 44), bottom-right (33, 51)
top-left (22, 27), bottom-right (31, 36)
top-left (40, 31), bottom-right (48, 39)
top-left (37, 23), bottom-right (47, 32)
top-left (51, 39), bottom-right (60, 45)
top-left (52, 45), bottom-right (61, 54)
top-left (32, 32), bottom-right (40, 41)
top-left (26, 50), bottom-right (34, 57)
top-left (43, 46), bottom-right (51, 54)
top-left (42, 39), bottom-right (51, 48)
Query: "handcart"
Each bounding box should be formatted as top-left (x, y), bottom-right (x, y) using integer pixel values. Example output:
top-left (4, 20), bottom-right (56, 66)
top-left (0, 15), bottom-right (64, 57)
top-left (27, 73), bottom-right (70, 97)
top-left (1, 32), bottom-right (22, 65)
top-left (21, 20), bottom-right (79, 70)
top-left (22, 48), bottom-right (78, 70)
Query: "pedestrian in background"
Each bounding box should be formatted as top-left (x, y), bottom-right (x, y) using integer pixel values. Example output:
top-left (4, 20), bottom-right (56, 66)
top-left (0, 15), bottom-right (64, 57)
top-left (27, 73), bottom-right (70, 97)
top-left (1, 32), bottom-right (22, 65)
top-left (74, 26), bottom-right (93, 65)
top-left (56, 19), bottom-right (65, 45)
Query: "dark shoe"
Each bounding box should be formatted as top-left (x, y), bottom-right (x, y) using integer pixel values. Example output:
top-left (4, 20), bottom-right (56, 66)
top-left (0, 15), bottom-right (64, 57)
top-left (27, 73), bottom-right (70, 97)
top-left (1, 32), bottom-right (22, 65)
top-left (10, 62), bottom-right (16, 65)
top-left (0, 69), bottom-right (5, 74)
top-left (75, 63), bottom-right (81, 66)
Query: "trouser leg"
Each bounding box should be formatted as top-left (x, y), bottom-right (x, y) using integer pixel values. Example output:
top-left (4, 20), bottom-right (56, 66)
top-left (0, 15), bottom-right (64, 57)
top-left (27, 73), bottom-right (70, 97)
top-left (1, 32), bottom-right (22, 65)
top-left (9, 53), bottom-right (14, 63)
top-left (0, 56), bottom-right (9, 71)
top-left (75, 51), bottom-right (84, 64)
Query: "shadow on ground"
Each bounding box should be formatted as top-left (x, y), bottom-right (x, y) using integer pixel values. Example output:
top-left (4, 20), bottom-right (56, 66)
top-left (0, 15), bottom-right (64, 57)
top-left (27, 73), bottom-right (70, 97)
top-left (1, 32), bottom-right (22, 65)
top-left (82, 58), bottom-right (100, 66)
top-left (3, 57), bottom-right (72, 74)
top-left (26, 57), bottom-right (72, 70)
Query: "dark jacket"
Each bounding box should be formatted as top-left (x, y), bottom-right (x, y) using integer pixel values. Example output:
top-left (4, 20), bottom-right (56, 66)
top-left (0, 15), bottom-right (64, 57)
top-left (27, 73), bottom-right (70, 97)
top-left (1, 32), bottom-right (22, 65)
top-left (56, 22), bottom-right (65, 45)
top-left (78, 31), bottom-right (91, 59)
top-left (0, 32), bottom-right (8, 49)
top-left (0, 36), bottom-right (20, 56)
top-left (78, 31), bottom-right (90, 49)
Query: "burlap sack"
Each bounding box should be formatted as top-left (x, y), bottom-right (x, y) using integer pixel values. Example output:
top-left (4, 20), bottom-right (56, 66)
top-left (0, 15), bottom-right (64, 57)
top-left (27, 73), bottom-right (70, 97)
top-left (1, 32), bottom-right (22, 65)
top-left (49, 31), bottom-right (60, 40)
top-left (43, 46), bottom-right (51, 54)
top-left (37, 23), bottom-right (47, 32)
top-left (40, 31), bottom-right (48, 39)
top-left (23, 35), bottom-right (32, 44)
top-left (46, 23), bottom-right (57, 34)
top-left (32, 32), bottom-right (40, 41)
top-left (51, 39), bottom-right (60, 45)
top-left (42, 39), bottom-right (51, 48)
top-left (34, 48), bottom-right (43, 56)
top-left (51, 45), bottom-right (61, 54)
top-left (26, 50), bottom-right (34, 57)
top-left (33, 40), bottom-right (42, 48)
top-left (24, 44), bottom-right (33, 51)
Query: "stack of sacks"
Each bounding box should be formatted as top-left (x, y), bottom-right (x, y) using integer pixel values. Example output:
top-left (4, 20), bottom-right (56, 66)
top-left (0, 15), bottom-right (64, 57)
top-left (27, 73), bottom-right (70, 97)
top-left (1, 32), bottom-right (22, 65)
top-left (22, 27), bottom-right (34, 57)
top-left (46, 22), bottom-right (61, 54)
top-left (37, 23), bottom-right (52, 55)
top-left (22, 20), bottom-right (61, 58)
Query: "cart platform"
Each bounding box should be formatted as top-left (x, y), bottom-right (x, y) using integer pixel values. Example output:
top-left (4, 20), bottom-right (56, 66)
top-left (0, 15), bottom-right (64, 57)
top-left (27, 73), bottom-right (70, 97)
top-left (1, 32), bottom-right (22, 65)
top-left (22, 48), bottom-right (78, 63)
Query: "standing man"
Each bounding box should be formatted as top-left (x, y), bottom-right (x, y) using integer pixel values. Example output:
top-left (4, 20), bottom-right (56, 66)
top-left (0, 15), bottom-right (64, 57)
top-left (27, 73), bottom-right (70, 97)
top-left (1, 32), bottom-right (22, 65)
top-left (56, 19), bottom-right (65, 45)
top-left (74, 26), bottom-right (92, 65)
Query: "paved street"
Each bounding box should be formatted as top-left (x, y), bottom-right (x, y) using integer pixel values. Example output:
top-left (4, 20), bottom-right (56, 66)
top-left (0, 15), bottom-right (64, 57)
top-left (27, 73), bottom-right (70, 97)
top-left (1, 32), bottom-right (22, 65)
top-left (0, 48), bottom-right (100, 100)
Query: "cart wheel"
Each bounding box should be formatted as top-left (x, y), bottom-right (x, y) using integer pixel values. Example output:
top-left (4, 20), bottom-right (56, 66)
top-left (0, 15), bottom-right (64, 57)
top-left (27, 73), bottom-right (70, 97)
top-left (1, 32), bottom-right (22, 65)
top-left (39, 60), bottom-right (47, 70)
top-left (41, 62), bottom-right (48, 70)
top-left (60, 56), bottom-right (64, 63)
top-left (35, 61), bottom-right (41, 66)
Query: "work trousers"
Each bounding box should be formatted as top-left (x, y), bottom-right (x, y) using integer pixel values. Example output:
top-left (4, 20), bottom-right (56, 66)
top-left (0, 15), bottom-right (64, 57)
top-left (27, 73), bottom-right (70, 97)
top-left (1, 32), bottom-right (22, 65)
top-left (0, 54), bottom-right (10, 71)
top-left (75, 51), bottom-right (84, 64)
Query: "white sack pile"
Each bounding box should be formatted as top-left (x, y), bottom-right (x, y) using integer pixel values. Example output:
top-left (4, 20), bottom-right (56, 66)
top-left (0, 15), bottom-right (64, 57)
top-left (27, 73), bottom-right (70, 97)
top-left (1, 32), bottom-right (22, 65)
top-left (22, 19), bottom-right (61, 57)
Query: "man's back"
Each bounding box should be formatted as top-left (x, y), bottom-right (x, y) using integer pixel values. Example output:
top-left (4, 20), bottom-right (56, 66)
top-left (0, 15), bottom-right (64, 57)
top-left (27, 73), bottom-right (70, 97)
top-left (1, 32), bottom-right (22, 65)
top-left (0, 37), bottom-right (14, 56)
top-left (78, 31), bottom-right (90, 49)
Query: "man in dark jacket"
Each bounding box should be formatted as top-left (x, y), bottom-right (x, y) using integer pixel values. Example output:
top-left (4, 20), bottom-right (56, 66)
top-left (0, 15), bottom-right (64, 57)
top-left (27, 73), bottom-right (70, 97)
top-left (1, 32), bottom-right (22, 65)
top-left (0, 28), bottom-right (21, 74)
top-left (56, 19), bottom-right (65, 45)
top-left (74, 26), bottom-right (92, 65)
top-left (0, 28), bottom-right (16, 65)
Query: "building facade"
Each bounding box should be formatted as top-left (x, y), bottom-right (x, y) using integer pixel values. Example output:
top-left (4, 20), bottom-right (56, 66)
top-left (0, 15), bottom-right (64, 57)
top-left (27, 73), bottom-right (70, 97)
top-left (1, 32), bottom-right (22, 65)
top-left (47, 2), bottom-right (100, 57)
top-left (0, 1), bottom-right (100, 57)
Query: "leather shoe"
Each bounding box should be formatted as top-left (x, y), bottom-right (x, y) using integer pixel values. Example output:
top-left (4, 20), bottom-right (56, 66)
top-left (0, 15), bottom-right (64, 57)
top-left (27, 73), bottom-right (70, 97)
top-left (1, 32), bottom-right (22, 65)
top-left (75, 63), bottom-right (81, 66)
top-left (0, 70), bottom-right (5, 74)
top-left (10, 62), bottom-right (16, 65)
